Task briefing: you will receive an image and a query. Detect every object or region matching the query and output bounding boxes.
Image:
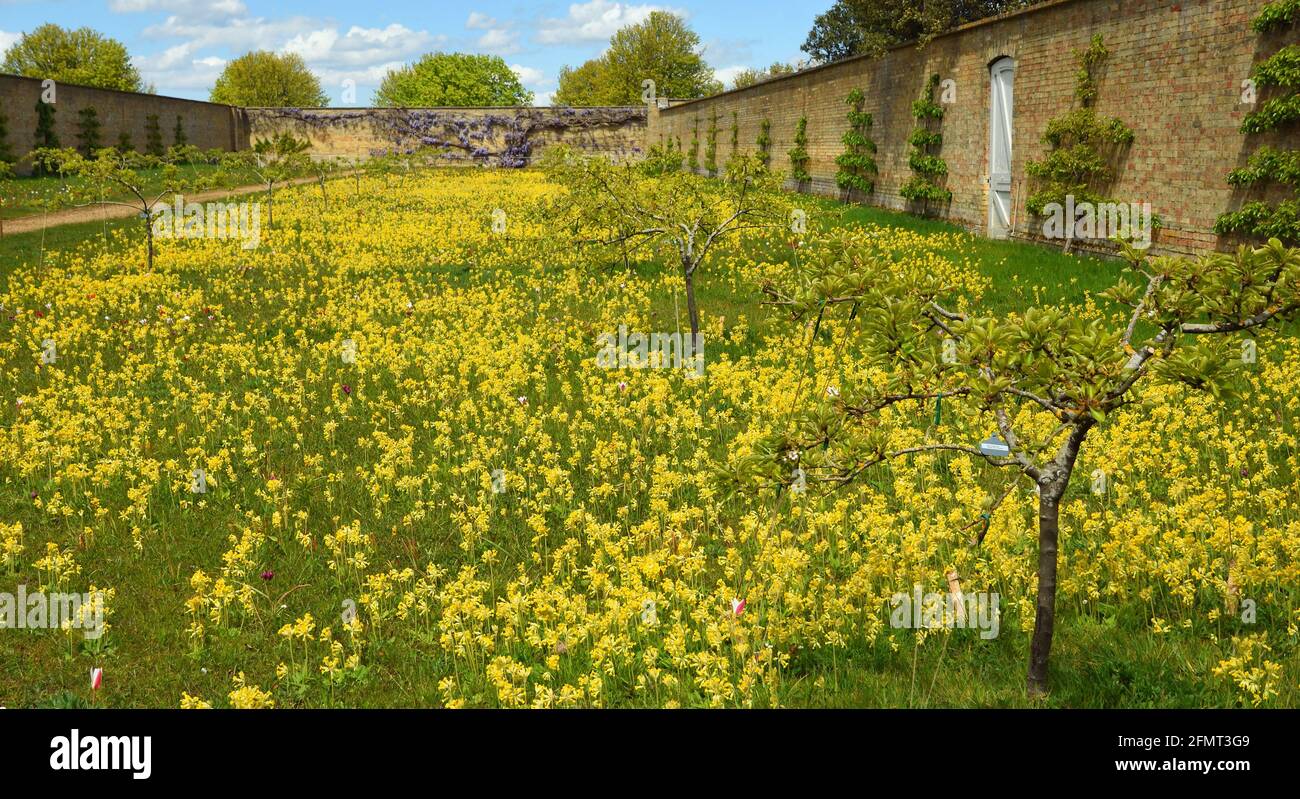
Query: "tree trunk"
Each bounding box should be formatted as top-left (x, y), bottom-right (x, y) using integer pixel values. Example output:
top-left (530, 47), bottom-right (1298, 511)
top-left (1026, 422), bottom-right (1089, 697)
top-left (1027, 483), bottom-right (1063, 697)
top-left (143, 211), bottom-right (154, 271)
top-left (683, 266), bottom-right (700, 342)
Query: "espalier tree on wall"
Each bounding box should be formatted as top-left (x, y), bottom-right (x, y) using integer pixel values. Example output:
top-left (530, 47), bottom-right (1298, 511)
top-left (75, 107), bottom-right (102, 158)
top-left (144, 114), bottom-right (165, 157)
top-left (1216, 2), bottom-right (1300, 244)
top-left (1025, 35), bottom-right (1134, 252)
top-left (0, 107), bottom-right (14, 163)
top-left (834, 88), bottom-right (877, 200)
top-left (689, 116), bottom-right (701, 171)
top-left (705, 109), bottom-right (720, 176)
top-left (900, 74), bottom-right (952, 214)
top-left (32, 100), bottom-right (58, 175)
top-left (730, 111), bottom-right (740, 163)
top-left (789, 115), bottom-right (811, 185)
top-left (756, 118), bottom-right (773, 168)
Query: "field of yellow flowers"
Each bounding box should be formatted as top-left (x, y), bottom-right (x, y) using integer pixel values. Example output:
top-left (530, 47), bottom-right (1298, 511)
top-left (1, 168), bottom-right (1297, 708)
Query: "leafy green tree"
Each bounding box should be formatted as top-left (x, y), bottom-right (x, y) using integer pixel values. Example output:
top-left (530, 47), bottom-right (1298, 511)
top-left (1, 24), bottom-right (143, 91)
top-left (748, 233), bottom-right (1300, 697)
top-left (554, 12), bottom-right (720, 106)
top-left (210, 51), bottom-right (328, 107)
top-left (730, 62), bottom-right (796, 90)
top-left (802, 0), bottom-right (1042, 63)
top-left (375, 53), bottom-right (531, 107)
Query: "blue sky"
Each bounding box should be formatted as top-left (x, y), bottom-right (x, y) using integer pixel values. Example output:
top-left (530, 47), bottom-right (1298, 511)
top-left (0, 0), bottom-right (824, 104)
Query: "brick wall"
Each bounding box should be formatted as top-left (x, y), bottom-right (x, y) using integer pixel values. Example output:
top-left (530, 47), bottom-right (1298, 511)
top-left (647, 0), bottom-right (1278, 255)
top-left (0, 74), bottom-right (248, 173)
top-left (247, 107), bottom-right (647, 166)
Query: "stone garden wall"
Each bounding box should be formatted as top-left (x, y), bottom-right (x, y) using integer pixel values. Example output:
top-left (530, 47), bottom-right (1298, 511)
top-left (0, 73), bottom-right (248, 174)
top-left (246, 106), bottom-right (647, 167)
top-left (647, 0), bottom-right (1280, 254)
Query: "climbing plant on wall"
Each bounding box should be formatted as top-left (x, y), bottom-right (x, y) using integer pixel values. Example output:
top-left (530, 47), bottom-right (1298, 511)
top-left (729, 110), bottom-right (740, 162)
top-left (1215, 3), bottom-right (1299, 244)
top-left (34, 99), bottom-right (58, 148)
top-left (756, 118), bottom-right (772, 169)
top-left (899, 74), bottom-right (951, 212)
top-left (116, 130), bottom-right (134, 154)
top-left (75, 107), bottom-right (102, 157)
top-left (32, 99), bottom-right (58, 174)
top-left (689, 116), bottom-right (700, 171)
top-left (704, 109), bottom-right (719, 175)
top-left (1024, 34), bottom-right (1134, 248)
top-left (174, 115), bottom-right (188, 148)
top-left (144, 114), bottom-right (165, 156)
top-left (834, 87), bottom-right (876, 199)
top-left (0, 107), bottom-right (13, 163)
top-left (789, 115), bottom-right (811, 184)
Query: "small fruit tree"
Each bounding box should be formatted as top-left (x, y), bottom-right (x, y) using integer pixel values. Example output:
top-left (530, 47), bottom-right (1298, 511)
top-left (739, 234), bottom-right (1300, 696)
top-left (547, 148), bottom-right (790, 343)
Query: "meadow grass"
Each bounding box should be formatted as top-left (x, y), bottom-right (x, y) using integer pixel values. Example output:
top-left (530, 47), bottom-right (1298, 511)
top-left (0, 170), bottom-right (1295, 708)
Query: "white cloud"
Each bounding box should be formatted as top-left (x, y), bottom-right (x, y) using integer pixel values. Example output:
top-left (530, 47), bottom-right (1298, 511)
top-left (110, 0), bottom-right (247, 18)
top-left (466, 12), bottom-right (497, 30)
top-left (134, 14), bottom-right (441, 102)
top-left (509, 64), bottom-right (544, 85)
top-left (713, 65), bottom-right (748, 89)
top-left (533, 90), bottom-right (554, 106)
top-left (0, 29), bottom-right (21, 55)
top-left (535, 0), bottom-right (666, 45)
top-left (476, 28), bottom-right (520, 55)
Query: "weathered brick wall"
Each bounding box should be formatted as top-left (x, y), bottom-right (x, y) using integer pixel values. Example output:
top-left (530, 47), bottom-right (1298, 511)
top-left (0, 73), bottom-right (248, 173)
top-left (247, 107), bottom-right (647, 166)
top-left (648, 0), bottom-right (1277, 254)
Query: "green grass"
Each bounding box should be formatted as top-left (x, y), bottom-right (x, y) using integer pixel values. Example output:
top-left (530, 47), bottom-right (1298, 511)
top-left (1, 162), bottom-right (262, 220)
top-left (0, 180), bottom-right (1292, 709)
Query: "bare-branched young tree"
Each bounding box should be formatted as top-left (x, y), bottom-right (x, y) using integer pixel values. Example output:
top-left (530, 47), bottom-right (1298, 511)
top-left (546, 147), bottom-right (792, 342)
top-left (738, 233), bottom-right (1300, 696)
top-left (29, 146), bottom-right (223, 270)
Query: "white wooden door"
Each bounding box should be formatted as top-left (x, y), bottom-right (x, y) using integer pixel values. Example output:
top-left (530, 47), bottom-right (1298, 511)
top-left (988, 58), bottom-right (1015, 238)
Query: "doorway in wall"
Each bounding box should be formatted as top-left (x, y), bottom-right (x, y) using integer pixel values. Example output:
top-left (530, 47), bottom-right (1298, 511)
top-left (988, 57), bottom-right (1015, 238)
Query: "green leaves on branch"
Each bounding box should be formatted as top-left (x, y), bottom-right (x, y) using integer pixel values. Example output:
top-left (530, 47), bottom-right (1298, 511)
top-left (1253, 0), bottom-right (1300, 33)
top-left (746, 229), bottom-right (1300, 493)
